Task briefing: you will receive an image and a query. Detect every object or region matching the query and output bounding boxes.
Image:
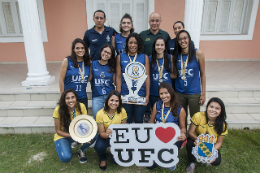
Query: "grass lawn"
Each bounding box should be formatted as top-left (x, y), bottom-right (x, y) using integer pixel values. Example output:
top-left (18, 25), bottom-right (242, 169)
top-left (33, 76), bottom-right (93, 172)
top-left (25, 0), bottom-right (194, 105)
top-left (0, 129), bottom-right (259, 173)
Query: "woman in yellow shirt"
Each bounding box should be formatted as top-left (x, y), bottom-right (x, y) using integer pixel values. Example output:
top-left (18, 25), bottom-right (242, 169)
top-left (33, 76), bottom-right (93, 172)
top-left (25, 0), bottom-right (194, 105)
top-left (53, 89), bottom-right (96, 163)
top-left (95, 90), bottom-right (127, 170)
top-left (186, 97), bottom-right (228, 173)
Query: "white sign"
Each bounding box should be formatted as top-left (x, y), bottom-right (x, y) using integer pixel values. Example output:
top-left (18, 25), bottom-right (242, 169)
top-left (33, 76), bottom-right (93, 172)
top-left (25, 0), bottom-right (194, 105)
top-left (109, 123), bottom-right (180, 168)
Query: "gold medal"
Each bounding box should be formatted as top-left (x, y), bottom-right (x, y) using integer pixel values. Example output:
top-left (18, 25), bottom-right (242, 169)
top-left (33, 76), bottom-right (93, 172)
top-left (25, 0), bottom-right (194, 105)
top-left (161, 102), bottom-right (171, 123)
top-left (78, 60), bottom-right (85, 84)
top-left (180, 54), bottom-right (188, 80)
top-left (157, 58), bottom-right (164, 83)
top-left (128, 54), bottom-right (137, 63)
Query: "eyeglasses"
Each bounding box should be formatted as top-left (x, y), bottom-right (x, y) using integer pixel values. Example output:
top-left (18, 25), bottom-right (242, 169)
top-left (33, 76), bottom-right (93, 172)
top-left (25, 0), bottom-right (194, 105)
top-left (95, 16), bottom-right (104, 20)
top-left (103, 50), bottom-right (111, 55)
top-left (178, 36), bottom-right (188, 41)
top-left (150, 19), bottom-right (160, 23)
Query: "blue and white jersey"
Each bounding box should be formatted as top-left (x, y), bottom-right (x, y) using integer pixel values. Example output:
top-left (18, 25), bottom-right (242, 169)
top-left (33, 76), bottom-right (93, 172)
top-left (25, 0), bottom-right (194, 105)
top-left (175, 49), bottom-right (201, 94)
top-left (91, 60), bottom-right (115, 97)
top-left (155, 100), bottom-right (182, 125)
top-left (149, 54), bottom-right (172, 96)
top-left (115, 34), bottom-right (127, 55)
top-left (120, 53), bottom-right (146, 97)
top-left (64, 57), bottom-right (90, 99)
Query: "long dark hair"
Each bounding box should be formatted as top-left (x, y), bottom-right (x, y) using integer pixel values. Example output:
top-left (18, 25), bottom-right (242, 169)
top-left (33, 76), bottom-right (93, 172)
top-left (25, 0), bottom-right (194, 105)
top-left (173, 30), bottom-right (195, 64)
top-left (125, 33), bottom-right (144, 54)
top-left (158, 83), bottom-right (180, 117)
top-left (205, 97), bottom-right (228, 135)
top-left (58, 89), bottom-right (82, 132)
top-left (104, 90), bottom-right (122, 114)
top-left (151, 36), bottom-right (171, 72)
top-left (120, 13), bottom-right (134, 33)
top-left (99, 43), bottom-right (116, 73)
top-left (69, 38), bottom-right (91, 68)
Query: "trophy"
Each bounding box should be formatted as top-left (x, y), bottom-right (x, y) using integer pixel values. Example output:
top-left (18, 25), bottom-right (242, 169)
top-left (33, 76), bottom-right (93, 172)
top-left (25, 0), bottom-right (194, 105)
top-left (122, 62), bottom-right (147, 105)
top-left (69, 115), bottom-right (97, 143)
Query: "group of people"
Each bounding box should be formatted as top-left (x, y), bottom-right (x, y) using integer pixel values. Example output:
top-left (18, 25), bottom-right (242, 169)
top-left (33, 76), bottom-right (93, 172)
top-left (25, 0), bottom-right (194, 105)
top-left (53, 9), bottom-right (228, 173)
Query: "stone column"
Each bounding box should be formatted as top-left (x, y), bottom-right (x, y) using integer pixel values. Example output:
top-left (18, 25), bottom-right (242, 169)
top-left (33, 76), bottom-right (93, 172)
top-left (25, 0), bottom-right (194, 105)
top-left (184, 0), bottom-right (204, 48)
top-left (18, 0), bottom-right (54, 86)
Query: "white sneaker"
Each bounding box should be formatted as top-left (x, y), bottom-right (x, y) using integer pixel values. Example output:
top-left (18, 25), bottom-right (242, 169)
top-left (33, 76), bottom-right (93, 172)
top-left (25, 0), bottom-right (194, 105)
top-left (186, 162), bottom-right (196, 173)
top-left (71, 142), bottom-right (78, 149)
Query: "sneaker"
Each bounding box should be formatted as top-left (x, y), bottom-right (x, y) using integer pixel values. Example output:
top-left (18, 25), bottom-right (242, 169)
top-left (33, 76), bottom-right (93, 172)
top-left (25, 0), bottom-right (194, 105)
top-left (168, 165), bottom-right (176, 171)
top-left (186, 162), bottom-right (196, 173)
top-left (71, 142), bottom-right (78, 149)
top-left (144, 114), bottom-right (150, 122)
top-left (78, 149), bottom-right (87, 164)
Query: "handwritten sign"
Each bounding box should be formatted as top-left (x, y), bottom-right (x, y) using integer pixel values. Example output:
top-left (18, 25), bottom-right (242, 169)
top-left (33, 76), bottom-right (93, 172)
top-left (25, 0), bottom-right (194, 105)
top-left (109, 123), bottom-right (180, 168)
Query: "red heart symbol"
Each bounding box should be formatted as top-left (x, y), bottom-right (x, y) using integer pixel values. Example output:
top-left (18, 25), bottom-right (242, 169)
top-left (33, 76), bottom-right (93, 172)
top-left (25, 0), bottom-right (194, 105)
top-left (155, 127), bottom-right (176, 143)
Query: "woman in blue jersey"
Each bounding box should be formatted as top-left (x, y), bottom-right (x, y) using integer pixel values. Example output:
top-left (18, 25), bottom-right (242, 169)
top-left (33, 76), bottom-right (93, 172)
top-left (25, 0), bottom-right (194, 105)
top-left (172, 30), bottom-right (206, 129)
top-left (149, 82), bottom-right (186, 170)
top-left (88, 44), bottom-right (116, 120)
top-left (112, 13), bottom-right (134, 55)
top-left (116, 32), bottom-right (150, 123)
top-left (59, 38), bottom-right (91, 111)
top-left (149, 36), bottom-right (175, 111)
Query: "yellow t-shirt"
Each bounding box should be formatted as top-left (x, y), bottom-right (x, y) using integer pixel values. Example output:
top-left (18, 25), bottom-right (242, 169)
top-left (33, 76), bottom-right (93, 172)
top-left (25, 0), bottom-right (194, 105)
top-left (53, 103), bottom-right (87, 141)
top-left (191, 112), bottom-right (228, 143)
top-left (96, 108), bottom-right (127, 131)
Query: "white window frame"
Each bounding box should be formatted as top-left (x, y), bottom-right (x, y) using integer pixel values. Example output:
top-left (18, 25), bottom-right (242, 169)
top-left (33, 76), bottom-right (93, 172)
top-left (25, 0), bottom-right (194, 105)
top-left (200, 0), bottom-right (259, 40)
top-left (0, 0), bottom-right (48, 43)
top-left (85, 0), bottom-right (154, 33)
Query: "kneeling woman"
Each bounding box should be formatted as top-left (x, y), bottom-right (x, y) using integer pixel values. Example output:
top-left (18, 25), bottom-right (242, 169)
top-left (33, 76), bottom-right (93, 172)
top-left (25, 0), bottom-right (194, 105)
top-left (150, 83), bottom-right (186, 170)
top-left (186, 97), bottom-right (228, 173)
top-left (95, 90), bottom-right (127, 170)
top-left (53, 89), bottom-right (96, 163)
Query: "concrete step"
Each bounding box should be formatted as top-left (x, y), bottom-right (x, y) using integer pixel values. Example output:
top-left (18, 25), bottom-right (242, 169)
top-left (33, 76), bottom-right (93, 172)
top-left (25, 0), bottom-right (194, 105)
top-left (0, 92), bottom-right (92, 101)
top-left (0, 89), bottom-right (260, 101)
top-left (0, 101), bottom-right (93, 117)
top-left (1, 114), bottom-right (259, 134)
top-left (1, 98), bottom-right (260, 117)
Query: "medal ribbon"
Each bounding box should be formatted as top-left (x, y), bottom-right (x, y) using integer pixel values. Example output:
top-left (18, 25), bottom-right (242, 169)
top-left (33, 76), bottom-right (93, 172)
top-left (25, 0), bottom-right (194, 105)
top-left (72, 107), bottom-right (76, 119)
top-left (128, 54), bottom-right (137, 63)
top-left (78, 60), bottom-right (85, 83)
top-left (180, 54), bottom-right (188, 79)
top-left (156, 58), bottom-right (164, 80)
top-left (161, 102), bottom-right (171, 123)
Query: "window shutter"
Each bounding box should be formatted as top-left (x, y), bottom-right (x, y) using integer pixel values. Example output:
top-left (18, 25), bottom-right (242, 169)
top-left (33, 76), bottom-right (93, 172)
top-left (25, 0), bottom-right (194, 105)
top-left (230, 0), bottom-right (245, 33)
top-left (134, 2), bottom-right (145, 33)
top-left (110, 3), bottom-right (120, 31)
top-left (15, 1), bottom-right (22, 34)
top-left (218, 1), bottom-right (231, 33)
top-left (206, 1), bottom-right (218, 33)
top-left (122, 3), bottom-right (130, 15)
top-left (2, 2), bottom-right (15, 33)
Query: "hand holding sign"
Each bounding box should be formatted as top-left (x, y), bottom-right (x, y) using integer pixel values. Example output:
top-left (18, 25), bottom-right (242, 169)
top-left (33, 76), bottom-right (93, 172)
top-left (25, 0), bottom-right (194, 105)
top-left (109, 123), bottom-right (180, 168)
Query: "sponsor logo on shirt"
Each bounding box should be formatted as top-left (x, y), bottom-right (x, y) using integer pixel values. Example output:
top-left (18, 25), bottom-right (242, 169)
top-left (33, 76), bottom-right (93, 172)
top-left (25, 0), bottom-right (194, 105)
top-left (93, 69), bottom-right (98, 71)
top-left (92, 39), bottom-right (98, 42)
top-left (106, 35), bottom-right (110, 42)
top-left (123, 61), bottom-right (129, 63)
top-left (145, 38), bottom-right (151, 41)
top-left (116, 41), bottom-right (122, 43)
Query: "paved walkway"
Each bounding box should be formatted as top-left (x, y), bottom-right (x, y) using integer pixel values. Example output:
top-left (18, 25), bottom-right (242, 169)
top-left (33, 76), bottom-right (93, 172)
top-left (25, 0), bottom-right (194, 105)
top-left (1, 61), bottom-right (260, 93)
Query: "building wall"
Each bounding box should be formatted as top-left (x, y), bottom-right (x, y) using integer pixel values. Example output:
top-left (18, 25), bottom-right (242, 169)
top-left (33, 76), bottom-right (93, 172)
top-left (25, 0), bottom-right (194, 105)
top-left (0, 0), bottom-right (87, 62)
top-left (0, 0), bottom-right (259, 62)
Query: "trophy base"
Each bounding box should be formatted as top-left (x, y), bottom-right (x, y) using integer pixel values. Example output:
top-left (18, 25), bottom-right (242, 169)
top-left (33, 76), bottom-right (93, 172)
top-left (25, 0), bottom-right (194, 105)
top-left (122, 95), bottom-right (146, 105)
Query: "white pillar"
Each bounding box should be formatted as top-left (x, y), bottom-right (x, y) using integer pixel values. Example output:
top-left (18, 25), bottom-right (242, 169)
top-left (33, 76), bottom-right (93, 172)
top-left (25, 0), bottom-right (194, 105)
top-left (18, 0), bottom-right (54, 86)
top-left (184, 0), bottom-right (204, 48)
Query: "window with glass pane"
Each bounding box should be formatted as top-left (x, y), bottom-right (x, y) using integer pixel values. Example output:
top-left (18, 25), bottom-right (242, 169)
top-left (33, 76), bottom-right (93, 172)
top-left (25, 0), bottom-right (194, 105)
top-left (201, 0), bottom-right (252, 35)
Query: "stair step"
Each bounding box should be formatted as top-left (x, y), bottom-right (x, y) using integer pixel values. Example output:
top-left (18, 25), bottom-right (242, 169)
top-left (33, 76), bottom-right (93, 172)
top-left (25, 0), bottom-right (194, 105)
top-left (0, 114), bottom-right (259, 134)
